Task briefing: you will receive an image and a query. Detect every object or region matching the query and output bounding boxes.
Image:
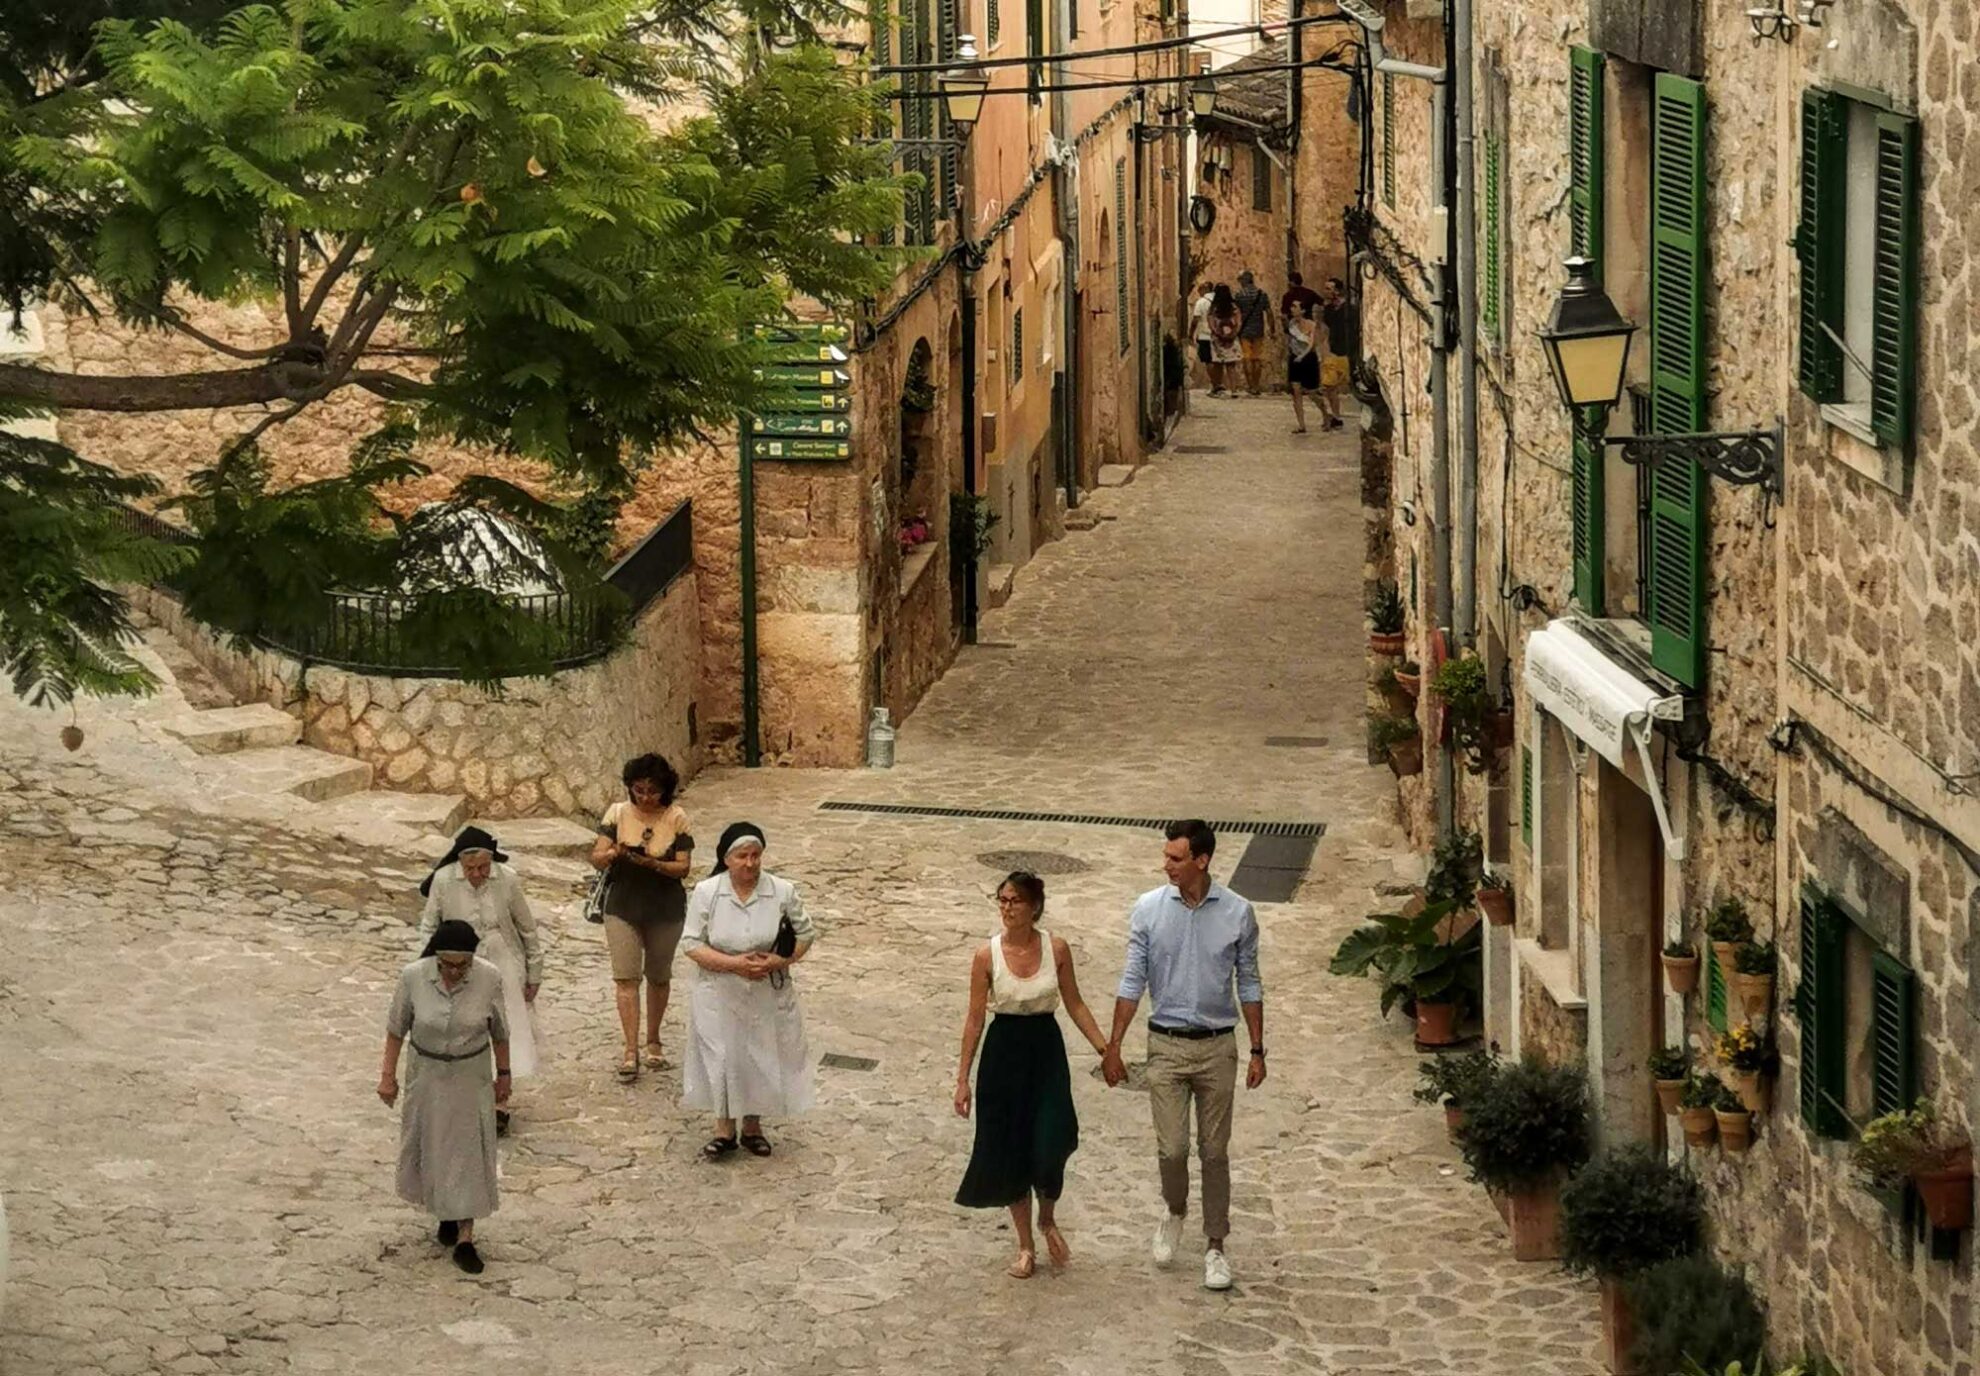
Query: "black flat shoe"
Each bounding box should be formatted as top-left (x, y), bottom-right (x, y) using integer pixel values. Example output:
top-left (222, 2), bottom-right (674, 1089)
top-left (739, 1133), bottom-right (773, 1157)
top-left (496, 1110), bottom-right (512, 1137)
top-left (453, 1242), bottom-right (484, 1275)
top-left (437, 1219), bottom-right (459, 1246)
top-left (702, 1135), bottom-right (739, 1160)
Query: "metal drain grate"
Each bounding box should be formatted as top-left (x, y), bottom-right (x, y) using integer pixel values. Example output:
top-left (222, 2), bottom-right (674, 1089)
top-left (1264, 735), bottom-right (1330, 748)
top-left (820, 1052), bottom-right (878, 1071)
top-left (817, 800), bottom-right (1324, 839)
top-left (1171, 444), bottom-right (1229, 455)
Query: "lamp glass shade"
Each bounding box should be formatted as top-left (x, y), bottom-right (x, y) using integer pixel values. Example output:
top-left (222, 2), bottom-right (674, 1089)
top-left (1191, 78), bottom-right (1217, 119)
top-left (1537, 256), bottom-right (1636, 412)
top-left (941, 35), bottom-right (988, 128)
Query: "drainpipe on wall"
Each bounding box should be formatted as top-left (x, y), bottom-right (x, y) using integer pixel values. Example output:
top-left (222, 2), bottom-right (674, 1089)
top-left (1453, 0), bottom-right (1479, 657)
top-left (739, 415), bottom-right (761, 766)
top-left (1132, 88), bottom-right (1151, 444)
top-left (1287, 0), bottom-right (1303, 283)
top-left (1052, 5), bottom-right (1080, 507)
top-left (958, 138), bottom-right (980, 646)
top-left (1340, 0), bottom-right (1454, 837)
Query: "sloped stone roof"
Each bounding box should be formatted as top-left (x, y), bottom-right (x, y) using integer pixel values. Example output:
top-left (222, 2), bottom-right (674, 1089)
top-left (1200, 39), bottom-right (1290, 139)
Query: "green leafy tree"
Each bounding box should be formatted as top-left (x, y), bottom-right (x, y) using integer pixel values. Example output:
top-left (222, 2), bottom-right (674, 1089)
top-left (0, 0), bottom-right (905, 703)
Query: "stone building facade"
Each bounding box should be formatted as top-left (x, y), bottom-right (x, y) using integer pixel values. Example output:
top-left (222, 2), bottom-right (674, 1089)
top-left (1351, 0), bottom-right (1980, 1369)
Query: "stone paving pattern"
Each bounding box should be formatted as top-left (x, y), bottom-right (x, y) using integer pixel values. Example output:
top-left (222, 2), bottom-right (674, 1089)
top-left (0, 393), bottom-right (1601, 1375)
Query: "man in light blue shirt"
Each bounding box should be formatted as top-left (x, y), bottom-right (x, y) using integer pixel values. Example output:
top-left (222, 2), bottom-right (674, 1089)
top-left (1104, 820), bottom-right (1264, 1292)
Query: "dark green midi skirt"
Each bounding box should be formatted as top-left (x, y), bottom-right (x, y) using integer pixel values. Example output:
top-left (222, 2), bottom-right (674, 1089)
top-left (955, 1012), bottom-right (1079, 1207)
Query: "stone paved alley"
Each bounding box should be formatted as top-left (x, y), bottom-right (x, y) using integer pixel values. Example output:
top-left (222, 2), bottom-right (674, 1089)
top-left (0, 395), bottom-right (1602, 1376)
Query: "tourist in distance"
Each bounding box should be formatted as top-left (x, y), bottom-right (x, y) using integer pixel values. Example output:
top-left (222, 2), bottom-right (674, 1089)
top-left (589, 753), bottom-right (694, 1082)
top-left (416, 826), bottom-right (542, 1135)
top-left (1102, 819), bottom-right (1266, 1292)
top-left (1281, 270), bottom-right (1323, 434)
top-left (953, 871), bottom-right (1112, 1279)
top-left (1191, 280), bottom-right (1216, 387)
top-left (1207, 283), bottom-right (1242, 396)
top-left (377, 919), bottom-right (511, 1275)
top-left (1318, 276), bottom-right (1359, 431)
top-left (681, 823), bottom-right (816, 1159)
top-left (1233, 269), bottom-right (1272, 396)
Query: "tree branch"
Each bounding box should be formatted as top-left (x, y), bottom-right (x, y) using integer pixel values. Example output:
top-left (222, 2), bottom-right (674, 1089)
top-left (296, 234), bottom-right (366, 333)
top-left (162, 312), bottom-right (287, 362)
top-left (0, 361), bottom-right (302, 411)
top-left (283, 229), bottom-right (303, 335)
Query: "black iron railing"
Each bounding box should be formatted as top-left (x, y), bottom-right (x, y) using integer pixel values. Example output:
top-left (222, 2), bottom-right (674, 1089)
top-left (604, 499), bottom-right (694, 615)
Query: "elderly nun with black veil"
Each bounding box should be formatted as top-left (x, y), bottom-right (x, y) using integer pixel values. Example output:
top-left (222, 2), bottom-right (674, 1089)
top-left (378, 918), bottom-right (511, 1275)
top-left (681, 822), bottom-right (817, 1160)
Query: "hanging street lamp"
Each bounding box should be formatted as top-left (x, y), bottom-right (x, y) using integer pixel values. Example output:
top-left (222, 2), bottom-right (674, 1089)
top-left (1191, 76), bottom-right (1218, 120)
top-left (939, 35), bottom-right (990, 136)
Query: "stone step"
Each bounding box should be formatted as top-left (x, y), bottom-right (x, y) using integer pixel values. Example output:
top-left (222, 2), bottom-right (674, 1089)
top-left (316, 790), bottom-right (470, 836)
top-left (468, 816), bottom-right (600, 860)
top-left (1096, 463), bottom-right (1137, 487)
top-left (224, 746), bottom-right (374, 802)
top-left (160, 704), bottom-right (301, 755)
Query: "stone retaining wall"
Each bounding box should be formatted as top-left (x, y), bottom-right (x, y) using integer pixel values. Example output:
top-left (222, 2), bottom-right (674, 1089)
top-left (133, 576), bottom-right (701, 820)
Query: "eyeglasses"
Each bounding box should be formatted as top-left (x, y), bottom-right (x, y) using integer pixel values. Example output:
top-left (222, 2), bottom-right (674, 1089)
top-left (437, 956), bottom-right (473, 972)
top-left (996, 895), bottom-right (1029, 907)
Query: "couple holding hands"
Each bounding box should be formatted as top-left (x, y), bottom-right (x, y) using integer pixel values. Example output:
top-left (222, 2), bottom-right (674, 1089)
top-left (952, 820), bottom-right (1266, 1291)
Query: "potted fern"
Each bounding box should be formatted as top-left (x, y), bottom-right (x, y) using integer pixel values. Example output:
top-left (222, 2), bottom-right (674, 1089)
top-left (1368, 580), bottom-right (1406, 655)
top-left (1457, 1059), bottom-right (1593, 1260)
top-left (1713, 1079), bottom-right (1753, 1155)
top-left (1677, 1075), bottom-right (1719, 1149)
top-left (1560, 1145), bottom-right (1705, 1373)
top-left (1662, 937), bottom-right (1700, 996)
top-left (1733, 939), bottom-right (1776, 1021)
top-left (1648, 1046), bottom-right (1689, 1117)
top-left (1852, 1100), bottom-right (1974, 1231)
top-left (1705, 898), bottom-right (1754, 981)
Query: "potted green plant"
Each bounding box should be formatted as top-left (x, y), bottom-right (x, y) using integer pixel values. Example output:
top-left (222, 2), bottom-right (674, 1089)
top-left (1714, 1079), bottom-right (1753, 1155)
top-left (1373, 712), bottom-right (1423, 777)
top-left (1425, 828), bottom-right (1483, 910)
top-left (1477, 869), bottom-right (1514, 927)
top-left (1368, 580), bottom-right (1406, 655)
top-left (1373, 664), bottom-right (1413, 714)
top-left (1394, 659), bottom-right (1422, 699)
top-left (1624, 1257), bottom-right (1766, 1376)
top-left (1733, 939), bottom-right (1776, 1021)
top-left (1560, 1144), bottom-right (1706, 1374)
top-left (1329, 898), bottom-right (1482, 1047)
top-left (1648, 1046), bottom-right (1690, 1117)
top-left (1430, 652), bottom-right (1499, 772)
top-left (1714, 1024), bottom-right (1774, 1114)
top-left (1705, 898), bottom-right (1754, 980)
top-left (1677, 1075), bottom-right (1719, 1149)
top-left (1413, 1048), bottom-right (1501, 1138)
top-left (1456, 1059), bottom-right (1592, 1260)
top-left (1852, 1100), bottom-right (1974, 1231)
top-left (1662, 937), bottom-right (1700, 996)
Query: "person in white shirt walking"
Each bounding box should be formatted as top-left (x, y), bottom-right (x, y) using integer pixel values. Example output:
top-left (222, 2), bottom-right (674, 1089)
top-left (1103, 819), bottom-right (1265, 1292)
top-left (1190, 281), bottom-right (1215, 389)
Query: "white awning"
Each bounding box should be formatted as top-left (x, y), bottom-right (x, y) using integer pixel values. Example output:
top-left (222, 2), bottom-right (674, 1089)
top-left (1523, 619), bottom-right (1688, 860)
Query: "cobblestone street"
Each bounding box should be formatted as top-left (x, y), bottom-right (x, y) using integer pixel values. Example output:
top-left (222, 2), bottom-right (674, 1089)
top-left (0, 395), bottom-right (1602, 1375)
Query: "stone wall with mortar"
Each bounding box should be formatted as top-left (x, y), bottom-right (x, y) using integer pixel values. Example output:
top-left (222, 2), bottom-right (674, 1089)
top-left (1293, 23), bottom-right (1361, 291)
top-left (130, 571), bottom-right (700, 820)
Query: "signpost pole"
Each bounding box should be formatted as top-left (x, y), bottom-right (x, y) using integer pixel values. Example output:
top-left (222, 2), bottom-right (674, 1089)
top-left (740, 412), bottom-right (761, 767)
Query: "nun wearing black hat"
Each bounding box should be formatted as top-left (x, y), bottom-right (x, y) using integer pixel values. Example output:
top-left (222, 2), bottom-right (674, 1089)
top-left (379, 919), bottom-right (511, 1274)
top-left (680, 823), bottom-right (817, 1159)
top-left (417, 827), bottom-right (544, 1132)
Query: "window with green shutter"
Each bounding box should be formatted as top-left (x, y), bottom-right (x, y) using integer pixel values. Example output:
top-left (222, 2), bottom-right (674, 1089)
top-left (1026, 0), bottom-right (1044, 105)
top-left (1796, 885), bottom-right (1916, 1140)
top-left (1010, 307), bottom-right (1024, 386)
top-left (1796, 890), bottom-right (1849, 1137)
top-left (1481, 129), bottom-right (1501, 343)
top-left (1381, 72), bottom-right (1395, 210)
top-left (1567, 48), bottom-right (1605, 613)
top-left (1645, 74), bottom-right (1707, 688)
top-left (1114, 159), bottom-right (1129, 356)
top-left (875, 1), bottom-right (895, 246)
top-left (987, 0), bottom-right (1000, 47)
top-left (1869, 949), bottom-right (1916, 1117)
top-left (1795, 89), bottom-right (1846, 401)
top-left (1520, 744), bottom-right (1533, 849)
top-left (1706, 940), bottom-right (1727, 1034)
top-left (1869, 113), bottom-right (1920, 448)
top-left (936, 0), bottom-right (957, 220)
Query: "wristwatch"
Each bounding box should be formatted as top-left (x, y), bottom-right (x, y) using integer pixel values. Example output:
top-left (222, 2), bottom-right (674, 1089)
top-left (1249, 1047), bottom-right (1266, 1059)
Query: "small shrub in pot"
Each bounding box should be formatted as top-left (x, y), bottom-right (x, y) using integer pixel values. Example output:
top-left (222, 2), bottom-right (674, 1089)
top-left (1414, 1049), bottom-right (1500, 1134)
top-left (1622, 1256), bottom-right (1766, 1376)
top-left (1662, 938), bottom-right (1700, 996)
top-left (1457, 1059), bottom-right (1591, 1259)
top-left (1649, 1046), bottom-right (1690, 1116)
top-left (1560, 1144), bottom-right (1706, 1279)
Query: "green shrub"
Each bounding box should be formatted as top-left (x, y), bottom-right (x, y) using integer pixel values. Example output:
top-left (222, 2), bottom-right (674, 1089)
top-left (1680, 1075), bottom-right (1720, 1110)
top-left (1625, 1256), bottom-right (1766, 1376)
top-left (1649, 1045), bottom-right (1690, 1080)
top-left (1705, 898), bottom-right (1754, 945)
top-left (1665, 937), bottom-right (1696, 958)
top-left (1851, 1100), bottom-right (1968, 1186)
top-left (1559, 1144), bottom-right (1705, 1279)
top-left (1714, 1079), bottom-right (1748, 1113)
top-left (1736, 940), bottom-right (1778, 976)
top-left (1456, 1058), bottom-right (1591, 1193)
top-left (1425, 827), bottom-right (1483, 908)
top-left (1412, 1048), bottom-right (1500, 1107)
top-left (1368, 580), bottom-right (1406, 634)
top-left (1371, 712), bottom-right (1420, 749)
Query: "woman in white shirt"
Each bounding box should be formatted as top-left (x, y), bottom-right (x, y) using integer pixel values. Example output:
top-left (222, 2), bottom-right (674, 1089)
top-left (681, 823), bottom-right (816, 1159)
top-left (952, 871), bottom-right (1110, 1279)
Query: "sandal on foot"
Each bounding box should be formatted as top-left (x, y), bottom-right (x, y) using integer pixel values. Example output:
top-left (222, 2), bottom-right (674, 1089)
top-left (642, 1042), bottom-right (665, 1069)
top-left (1007, 1249), bottom-right (1036, 1280)
top-left (702, 1136), bottom-right (739, 1159)
top-left (1041, 1224), bottom-right (1070, 1267)
top-left (739, 1133), bottom-right (773, 1157)
top-left (616, 1051), bottom-right (639, 1083)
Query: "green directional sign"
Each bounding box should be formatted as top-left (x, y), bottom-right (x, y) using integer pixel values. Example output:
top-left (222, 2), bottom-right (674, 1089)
top-left (747, 435), bottom-right (851, 462)
top-left (756, 366), bottom-right (852, 389)
top-left (753, 414), bottom-right (853, 438)
top-left (764, 343), bottom-right (849, 365)
top-left (755, 321), bottom-right (852, 345)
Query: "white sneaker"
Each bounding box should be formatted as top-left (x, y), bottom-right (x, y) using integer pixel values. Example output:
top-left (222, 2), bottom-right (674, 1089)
top-left (1203, 1248), bottom-right (1233, 1291)
top-left (1152, 1214), bottom-right (1184, 1266)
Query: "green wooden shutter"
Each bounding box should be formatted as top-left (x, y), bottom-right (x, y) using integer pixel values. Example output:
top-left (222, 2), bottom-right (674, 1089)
top-left (1870, 112), bottom-right (1920, 449)
top-left (1381, 72), bottom-right (1396, 209)
top-left (1571, 424), bottom-right (1605, 614)
top-left (1569, 47), bottom-right (1605, 280)
top-left (1115, 158), bottom-right (1129, 355)
top-left (1026, 0), bottom-right (1043, 104)
top-left (875, 2), bottom-right (895, 246)
top-left (1519, 744), bottom-right (1533, 848)
top-left (1482, 130), bottom-right (1501, 342)
top-left (1646, 74), bottom-right (1708, 688)
top-left (987, 0), bottom-right (1000, 46)
top-left (1011, 307), bottom-right (1024, 384)
top-left (1707, 940), bottom-right (1727, 1033)
top-left (936, 0), bottom-right (958, 223)
top-left (1869, 949), bottom-right (1916, 1117)
top-left (1796, 891), bottom-right (1849, 1137)
top-left (1795, 88), bottom-right (1845, 401)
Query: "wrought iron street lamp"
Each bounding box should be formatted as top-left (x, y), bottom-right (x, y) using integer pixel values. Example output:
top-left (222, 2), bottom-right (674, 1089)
top-left (1538, 257), bottom-right (1784, 499)
top-left (940, 35), bottom-right (989, 135)
top-left (1191, 77), bottom-right (1217, 120)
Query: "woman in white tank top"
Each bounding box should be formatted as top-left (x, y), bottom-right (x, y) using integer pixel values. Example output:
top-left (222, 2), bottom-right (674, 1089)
top-left (953, 871), bottom-right (1111, 1278)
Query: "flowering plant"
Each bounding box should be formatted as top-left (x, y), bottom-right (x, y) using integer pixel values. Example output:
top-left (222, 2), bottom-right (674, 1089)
top-left (1714, 1024), bottom-right (1771, 1072)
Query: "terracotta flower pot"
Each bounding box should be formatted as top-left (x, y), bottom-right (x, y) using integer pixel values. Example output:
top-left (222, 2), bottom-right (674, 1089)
top-left (1414, 999), bottom-right (1460, 1047)
top-left (1662, 952), bottom-right (1699, 996)
top-left (1395, 667), bottom-right (1421, 699)
top-left (1443, 1100), bottom-right (1467, 1138)
top-left (1679, 1106), bottom-right (1718, 1149)
top-left (1478, 887), bottom-right (1514, 927)
top-left (1370, 630), bottom-right (1406, 656)
top-left (1598, 1276), bottom-right (1638, 1375)
top-left (1729, 1068), bottom-right (1770, 1115)
top-left (1387, 736), bottom-right (1424, 777)
top-left (1654, 1078), bottom-right (1685, 1117)
top-left (1914, 1151), bottom-right (1975, 1231)
top-left (1489, 1187), bottom-right (1510, 1223)
top-left (1487, 707), bottom-right (1516, 751)
top-left (1711, 941), bottom-right (1741, 981)
top-left (1716, 1108), bottom-right (1754, 1154)
top-left (1506, 1181), bottom-right (1562, 1261)
top-left (1735, 972), bottom-right (1774, 1021)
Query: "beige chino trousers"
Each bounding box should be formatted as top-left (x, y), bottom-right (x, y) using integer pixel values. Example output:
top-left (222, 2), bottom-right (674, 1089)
top-left (1146, 1031), bottom-right (1238, 1241)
